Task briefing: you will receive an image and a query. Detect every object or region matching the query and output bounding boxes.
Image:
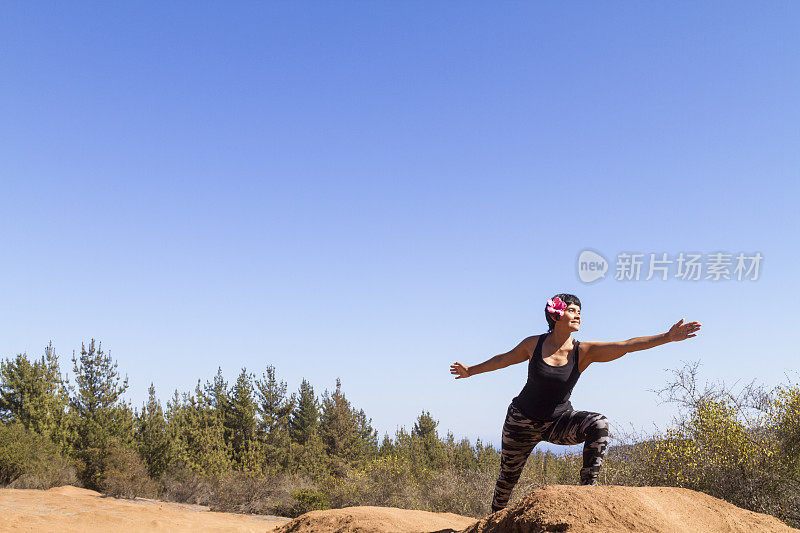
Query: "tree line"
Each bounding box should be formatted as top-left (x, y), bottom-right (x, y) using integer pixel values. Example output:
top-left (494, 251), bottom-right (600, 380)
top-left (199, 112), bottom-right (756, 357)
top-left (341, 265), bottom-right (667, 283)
top-left (0, 339), bottom-right (496, 503)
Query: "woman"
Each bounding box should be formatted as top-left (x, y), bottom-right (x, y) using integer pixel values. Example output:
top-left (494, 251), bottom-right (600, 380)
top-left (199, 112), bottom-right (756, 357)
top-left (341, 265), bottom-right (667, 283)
top-left (449, 293), bottom-right (702, 513)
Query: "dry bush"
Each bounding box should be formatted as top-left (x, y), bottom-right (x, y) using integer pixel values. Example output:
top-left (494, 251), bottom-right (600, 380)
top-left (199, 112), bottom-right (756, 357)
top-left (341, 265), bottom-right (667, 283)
top-left (321, 455), bottom-right (499, 518)
top-left (208, 471), bottom-right (301, 515)
top-left (157, 466), bottom-right (217, 506)
top-left (100, 440), bottom-right (158, 498)
top-left (160, 468), bottom-right (320, 518)
top-left (420, 466), bottom-right (497, 517)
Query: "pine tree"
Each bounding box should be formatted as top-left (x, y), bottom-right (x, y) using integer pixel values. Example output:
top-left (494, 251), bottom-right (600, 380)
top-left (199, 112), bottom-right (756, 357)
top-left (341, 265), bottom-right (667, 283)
top-left (205, 367), bottom-right (230, 412)
top-left (475, 437), bottom-right (499, 472)
top-left (289, 378), bottom-right (326, 478)
top-left (255, 365), bottom-right (294, 473)
top-left (319, 378), bottom-right (379, 474)
top-left (412, 410), bottom-right (439, 441)
top-left (165, 389), bottom-right (187, 470)
top-left (354, 406), bottom-right (379, 458)
top-left (134, 383), bottom-right (170, 478)
top-left (320, 378), bottom-right (357, 459)
top-left (0, 342), bottom-right (69, 447)
top-left (167, 381), bottom-right (231, 476)
top-left (0, 354), bottom-right (44, 427)
top-left (290, 378), bottom-right (320, 446)
top-left (228, 368), bottom-right (261, 472)
top-left (446, 432), bottom-right (478, 470)
top-left (42, 342), bottom-right (71, 451)
top-left (379, 432), bottom-right (395, 456)
top-left (68, 339), bottom-right (130, 446)
top-left (394, 425), bottom-right (412, 450)
top-left (412, 410), bottom-right (445, 467)
top-left (67, 339), bottom-right (132, 488)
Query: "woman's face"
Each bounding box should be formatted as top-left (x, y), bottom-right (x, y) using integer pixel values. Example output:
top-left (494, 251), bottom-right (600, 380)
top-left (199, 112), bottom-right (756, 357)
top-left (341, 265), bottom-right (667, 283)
top-left (562, 304), bottom-right (581, 331)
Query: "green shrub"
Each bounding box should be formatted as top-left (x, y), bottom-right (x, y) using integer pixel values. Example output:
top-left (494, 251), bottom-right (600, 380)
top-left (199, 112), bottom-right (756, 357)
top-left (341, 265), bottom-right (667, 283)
top-left (0, 423), bottom-right (76, 489)
top-left (284, 488), bottom-right (330, 517)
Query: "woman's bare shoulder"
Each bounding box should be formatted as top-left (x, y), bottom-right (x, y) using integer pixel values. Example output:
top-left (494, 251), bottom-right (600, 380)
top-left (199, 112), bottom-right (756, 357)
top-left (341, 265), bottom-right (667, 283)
top-left (523, 334), bottom-right (543, 345)
top-left (519, 334), bottom-right (543, 359)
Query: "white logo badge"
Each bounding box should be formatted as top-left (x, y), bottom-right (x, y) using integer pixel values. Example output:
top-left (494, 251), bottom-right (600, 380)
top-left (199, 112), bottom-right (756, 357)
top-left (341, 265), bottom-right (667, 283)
top-left (577, 250), bottom-right (608, 283)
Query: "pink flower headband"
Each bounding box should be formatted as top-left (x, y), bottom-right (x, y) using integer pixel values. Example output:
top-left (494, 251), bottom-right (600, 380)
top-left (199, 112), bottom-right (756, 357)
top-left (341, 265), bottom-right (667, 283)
top-left (546, 297), bottom-right (567, 319)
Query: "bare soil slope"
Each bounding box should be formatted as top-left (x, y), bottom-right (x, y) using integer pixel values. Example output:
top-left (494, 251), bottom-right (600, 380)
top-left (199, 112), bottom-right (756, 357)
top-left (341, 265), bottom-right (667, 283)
top-left (462, 485), bottom-right (798, 533)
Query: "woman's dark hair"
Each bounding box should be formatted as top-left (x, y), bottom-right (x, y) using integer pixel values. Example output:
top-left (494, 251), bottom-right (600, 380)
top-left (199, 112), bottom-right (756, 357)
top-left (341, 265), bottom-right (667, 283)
top-left (545, 293), bottom-right (581, 332)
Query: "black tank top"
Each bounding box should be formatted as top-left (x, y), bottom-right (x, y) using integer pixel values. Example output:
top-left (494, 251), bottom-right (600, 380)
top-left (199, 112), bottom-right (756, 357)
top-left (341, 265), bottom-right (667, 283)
top-left (511, 332), bottom-right (582, 420)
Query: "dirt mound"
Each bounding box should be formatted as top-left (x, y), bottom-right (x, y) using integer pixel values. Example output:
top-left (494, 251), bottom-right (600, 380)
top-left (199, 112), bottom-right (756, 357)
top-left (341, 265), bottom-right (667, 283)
top-left (462, 485), bottom-right (798, 533)
top-left (45, 485), bottom-right (102, 497)
top-left (274, 505), bottom-right (478, 533)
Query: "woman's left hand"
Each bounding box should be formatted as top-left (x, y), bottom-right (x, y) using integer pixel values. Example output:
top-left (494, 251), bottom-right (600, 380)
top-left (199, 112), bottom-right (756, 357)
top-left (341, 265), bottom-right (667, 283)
top-left (666, 318), bottom-right (702, 342)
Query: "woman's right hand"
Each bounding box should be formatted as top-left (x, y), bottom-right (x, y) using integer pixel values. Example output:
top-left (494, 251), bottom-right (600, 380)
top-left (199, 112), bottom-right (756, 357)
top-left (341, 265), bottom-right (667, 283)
top-left (450, 362), bottom-right (471, 379)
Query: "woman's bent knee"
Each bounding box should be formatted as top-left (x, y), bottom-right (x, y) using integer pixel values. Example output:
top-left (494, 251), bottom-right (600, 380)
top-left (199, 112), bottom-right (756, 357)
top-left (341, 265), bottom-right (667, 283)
top-left (592, 415), bottom-right (610, 432)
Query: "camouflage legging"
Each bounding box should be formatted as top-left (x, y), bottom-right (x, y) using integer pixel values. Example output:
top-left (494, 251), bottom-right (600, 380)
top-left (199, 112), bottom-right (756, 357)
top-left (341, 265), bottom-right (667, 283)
top-left (491, 402), bottom-right (611, 513)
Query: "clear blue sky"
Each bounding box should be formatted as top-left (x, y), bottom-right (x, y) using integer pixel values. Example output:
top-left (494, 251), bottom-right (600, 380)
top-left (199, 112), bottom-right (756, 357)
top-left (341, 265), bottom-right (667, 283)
top-left (2, 3), bottom-right (798, 453)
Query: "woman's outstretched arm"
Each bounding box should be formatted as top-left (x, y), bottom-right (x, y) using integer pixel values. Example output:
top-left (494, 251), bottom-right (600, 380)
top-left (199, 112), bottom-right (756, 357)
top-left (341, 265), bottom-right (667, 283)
top-left (451, 336), bottom-right (536, 379)
top-left (582, 318), bottom-right (701, 365)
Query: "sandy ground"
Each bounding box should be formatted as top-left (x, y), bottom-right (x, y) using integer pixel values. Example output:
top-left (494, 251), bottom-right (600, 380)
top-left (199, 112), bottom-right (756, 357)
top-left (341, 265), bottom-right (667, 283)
top-left (0, 486), bottom-right (474, 533)
top-left (0, 486), bottom-right (291, 532)
top-left (2, 484), bottom-right (797, 533)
